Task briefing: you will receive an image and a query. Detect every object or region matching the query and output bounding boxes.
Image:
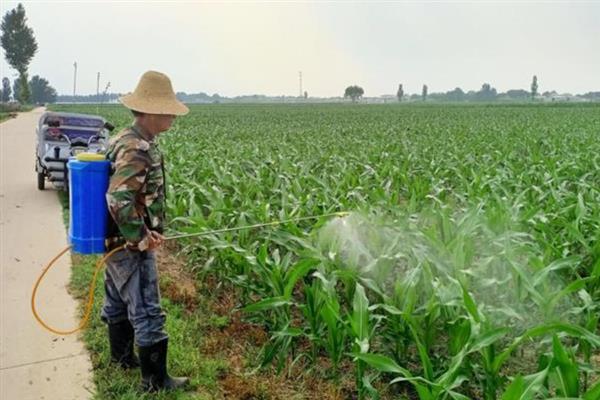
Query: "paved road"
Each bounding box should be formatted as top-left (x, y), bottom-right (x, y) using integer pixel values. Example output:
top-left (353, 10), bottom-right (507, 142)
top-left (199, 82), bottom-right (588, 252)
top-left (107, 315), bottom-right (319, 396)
top-left (0, 109), bottom-right (93, 399)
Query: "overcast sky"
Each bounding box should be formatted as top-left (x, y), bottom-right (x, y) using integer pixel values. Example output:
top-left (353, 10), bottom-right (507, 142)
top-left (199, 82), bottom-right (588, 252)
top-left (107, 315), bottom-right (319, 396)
top-left (1, 1), bottom-right (599, 97)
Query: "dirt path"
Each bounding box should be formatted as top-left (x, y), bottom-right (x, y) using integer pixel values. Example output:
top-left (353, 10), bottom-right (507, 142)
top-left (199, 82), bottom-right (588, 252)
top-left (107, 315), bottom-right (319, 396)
top-left (0, 109), bottom-right (93, 399)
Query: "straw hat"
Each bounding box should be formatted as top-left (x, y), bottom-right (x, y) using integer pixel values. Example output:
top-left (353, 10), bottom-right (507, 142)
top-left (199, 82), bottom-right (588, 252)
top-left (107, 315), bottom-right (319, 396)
top-left (119, 71), bottom-right (189, 116)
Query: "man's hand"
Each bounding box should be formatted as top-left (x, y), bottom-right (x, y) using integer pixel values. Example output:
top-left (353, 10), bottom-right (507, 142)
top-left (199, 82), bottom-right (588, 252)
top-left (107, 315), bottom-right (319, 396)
top-left (147, 231), bottom-right (165, 251)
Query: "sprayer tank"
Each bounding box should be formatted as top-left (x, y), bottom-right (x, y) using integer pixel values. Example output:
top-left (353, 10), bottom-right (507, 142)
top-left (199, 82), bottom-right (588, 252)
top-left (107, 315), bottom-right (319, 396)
top-left (67, 156), bottom-right (110, 254)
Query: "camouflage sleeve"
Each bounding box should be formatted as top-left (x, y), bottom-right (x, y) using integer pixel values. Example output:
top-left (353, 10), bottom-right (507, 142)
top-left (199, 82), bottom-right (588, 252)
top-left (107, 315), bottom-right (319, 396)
top-left (106, 146), bottom-right (152, 251)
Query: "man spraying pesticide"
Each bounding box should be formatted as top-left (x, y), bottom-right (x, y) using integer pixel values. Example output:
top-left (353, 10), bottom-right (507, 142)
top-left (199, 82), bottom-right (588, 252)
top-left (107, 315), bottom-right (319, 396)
top-left (31, 70), bottom-right (348, 393)
top-left (33, 70), bottom-right (190, 393)
top-left (101, 71), bottom-right (190, 392)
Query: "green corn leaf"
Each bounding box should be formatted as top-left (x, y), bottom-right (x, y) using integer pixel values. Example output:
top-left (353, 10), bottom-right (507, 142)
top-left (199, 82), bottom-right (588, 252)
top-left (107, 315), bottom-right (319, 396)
top-left (547, 277), bottom-right (594, 313)
top-left (500, 376), bottom-right (525, 400)
top-left (500, 367), bottom-right (549, 400)
top-left (583, 379), bottom-right (600, 400)
top-left (242, 296), bottom-right (291, 313)
top-left (461, 285), bottom-right (481, 323)
top-left (527, 323), bottom-right (600, 347)
top-left (354, 352), bottom-right (437, 397)
top-left (448, 318), bottom-right (471, 355)
top-left (389, 377), bottom-right (436, 400)
top-left (493, 322), bottom-right (600, 372)
top-left (592, 257), bottom-right (600, 279)
top-left (321, 299), bottom-right (341, 327)
top-left (407, 322), bottom-right (434, 382)
top-left (447, 390), bottom-right (471, 400)
top-left (445, 375), bottom-right (469, 393)
top-left (257, 243), bottom-right (269, 266)
top-left (351, 352), bottom-right (410, 375)
top-left (532, 257), bottom-right (580, 286)
top-left (273, 326), bottom-right (303, 338)
top-left (468, 327), bottom-right (510, 354)
top-left (283, 258), bottom-right (320, 299)
top-left (551, 335), bottom-right (579, 397)
top-left (374, 303), bottom-right (404, 316)
top-left (575, 192), bottom-right (586, 223)
top-left (361, 374), bottom-right (381, 400)
top-left (436, 347), bottom-right (469, 389)
top-left (350, 283), bottom-right (370, 342)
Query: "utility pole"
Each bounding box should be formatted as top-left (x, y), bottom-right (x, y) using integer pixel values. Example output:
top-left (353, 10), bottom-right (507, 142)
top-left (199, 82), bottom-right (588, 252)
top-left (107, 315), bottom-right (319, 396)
top-left (102, 82), bottom-right (111, 105)
top-left (96, 72), bottom-right (101, 114)
top-left (298, 71), bottom-right (303, 98)
top-left (73, 62), bottom-right (78, 98)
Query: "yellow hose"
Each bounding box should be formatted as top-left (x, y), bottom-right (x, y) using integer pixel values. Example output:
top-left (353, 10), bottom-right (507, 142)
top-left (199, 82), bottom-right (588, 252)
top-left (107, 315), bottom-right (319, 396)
top-left (31, 211), bottom-right (349, 335)
top-left (31, 245), bottom-right (124, 335)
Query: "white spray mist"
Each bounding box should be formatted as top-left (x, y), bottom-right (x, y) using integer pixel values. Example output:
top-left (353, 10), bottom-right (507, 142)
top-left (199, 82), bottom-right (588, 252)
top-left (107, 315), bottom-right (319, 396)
top-left (315, 208), bottom-right (578, 334)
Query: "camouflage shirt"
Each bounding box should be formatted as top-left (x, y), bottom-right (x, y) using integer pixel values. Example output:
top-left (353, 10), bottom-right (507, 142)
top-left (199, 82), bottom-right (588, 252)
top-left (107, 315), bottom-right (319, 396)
top-left (105, 124), bottom-right (166, 251)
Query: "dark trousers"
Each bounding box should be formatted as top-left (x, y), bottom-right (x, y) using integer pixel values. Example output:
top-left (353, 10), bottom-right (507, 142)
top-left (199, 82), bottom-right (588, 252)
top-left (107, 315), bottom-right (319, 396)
top-left (101, 249), bottom-right (168, 347)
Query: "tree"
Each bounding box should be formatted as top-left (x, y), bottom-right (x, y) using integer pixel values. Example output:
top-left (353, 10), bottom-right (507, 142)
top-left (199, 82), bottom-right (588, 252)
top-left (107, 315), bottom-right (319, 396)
top-left (19, 71), bottom-right (31, 103)
top-left (396, 84), bottom-right (404, 102)
top-left (475, 83), bottom-right (497, 101)
top-left (446, 87), bottom-right (465, 102)
top-left (1, 3), bottom-right (38, 103)
top-left (422, 84), bottom-right (428, 101)
top-left (1, 77), bottom-right (10, 102)
top-left (12, 75), bottom-right (31, 103)
top-left (505, 89), bottom-right (529, 100)
top-left (344, 85), bottom-right (364, 102)
top-left (29, 75), bottom-right (57, 104)
top-left (581, 91), bottom-right (600, 101)
top-left (531, 75), bottom-right (538, 100)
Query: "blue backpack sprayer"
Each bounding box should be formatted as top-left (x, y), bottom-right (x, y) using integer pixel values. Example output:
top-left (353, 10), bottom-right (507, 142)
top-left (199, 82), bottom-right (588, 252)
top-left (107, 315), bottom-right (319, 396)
top-left (68, 154), bottom-right (112, 254)
top-left (31, 154), bottom-right (347, 335)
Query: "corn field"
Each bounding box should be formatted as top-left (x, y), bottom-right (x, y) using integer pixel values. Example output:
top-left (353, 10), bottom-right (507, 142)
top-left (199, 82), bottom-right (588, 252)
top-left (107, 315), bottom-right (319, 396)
top-left (52, 103), bottom-right (600, 399)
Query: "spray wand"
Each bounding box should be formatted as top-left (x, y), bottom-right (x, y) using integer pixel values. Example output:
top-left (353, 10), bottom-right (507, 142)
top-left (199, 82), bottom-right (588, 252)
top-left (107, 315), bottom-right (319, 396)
top-left (31, 211), bottom-right (348, 336)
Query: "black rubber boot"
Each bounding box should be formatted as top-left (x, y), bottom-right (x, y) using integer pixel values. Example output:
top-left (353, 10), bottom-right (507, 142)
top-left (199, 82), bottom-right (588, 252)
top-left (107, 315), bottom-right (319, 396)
top-left (108, 320), bottom-right (140, 369)
top-left (139, 338), bottom-right (189, 392)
